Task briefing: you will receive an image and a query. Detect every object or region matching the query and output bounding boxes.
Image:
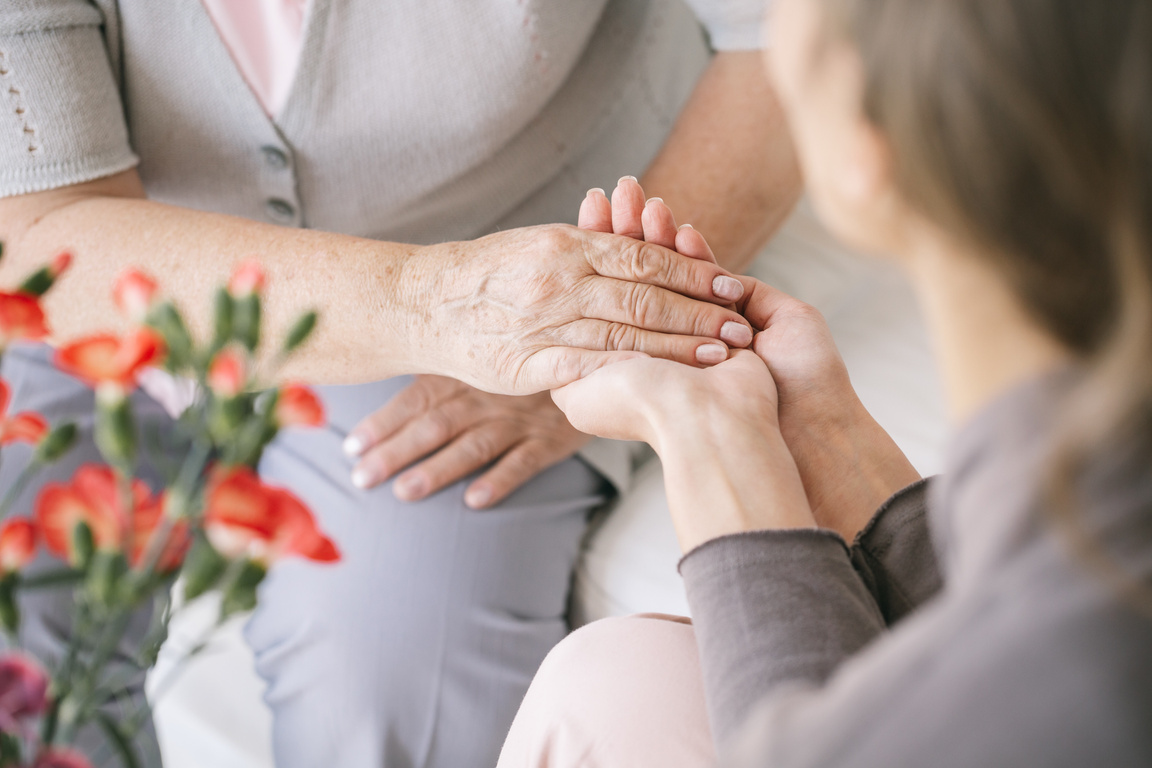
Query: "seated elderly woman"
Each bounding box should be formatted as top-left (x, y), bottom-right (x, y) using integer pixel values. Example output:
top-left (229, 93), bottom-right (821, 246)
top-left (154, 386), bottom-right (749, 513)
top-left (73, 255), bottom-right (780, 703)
top-left (498, 0), bottom-right (1152, 765)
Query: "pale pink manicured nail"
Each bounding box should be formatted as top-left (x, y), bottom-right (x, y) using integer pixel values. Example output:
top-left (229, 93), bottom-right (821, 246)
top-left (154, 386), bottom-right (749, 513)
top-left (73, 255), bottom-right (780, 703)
top-left (395, 474), bottom-right (426, 500)
top-left (465, 484), bottom-right (493, 508)
top-left (587, 187), bottom-right (606, 199)
top-left (679, 223), bottom-right (694, 230)
top-left (645, 197), bottom-right (664, 206)
top-left (343, 433), bottom-right (367, 457)
top-left (618, 175), bottom-right (638, 185)
top-left (696, 343), bottom-right (728, 365)
top-left (712, 275), bottom-right (744, 301)
top-left (351, 468), bottom-right (373, 489)
top-left (720, 321), bottom-right (753, 347)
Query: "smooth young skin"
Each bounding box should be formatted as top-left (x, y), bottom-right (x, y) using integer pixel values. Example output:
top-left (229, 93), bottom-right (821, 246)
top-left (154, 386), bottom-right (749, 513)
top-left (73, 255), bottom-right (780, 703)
top-left (551, 0), bottom-right (1071, 553)
top-left (345, 52), bottom-right (803, 508)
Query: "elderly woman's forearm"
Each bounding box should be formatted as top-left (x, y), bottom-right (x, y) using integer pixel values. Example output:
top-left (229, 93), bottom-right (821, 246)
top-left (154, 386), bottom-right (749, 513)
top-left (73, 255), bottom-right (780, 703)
top-left (0, 170), bottom-right (423, 384)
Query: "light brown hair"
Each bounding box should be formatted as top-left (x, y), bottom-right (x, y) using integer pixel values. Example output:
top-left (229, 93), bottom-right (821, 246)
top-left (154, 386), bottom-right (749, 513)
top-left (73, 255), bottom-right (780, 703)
top-left (818, 0), bottom-right (1152, 605)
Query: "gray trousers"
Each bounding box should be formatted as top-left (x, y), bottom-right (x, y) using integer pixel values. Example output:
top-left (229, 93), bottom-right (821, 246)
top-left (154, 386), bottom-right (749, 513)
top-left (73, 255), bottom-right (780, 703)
top-left (0, 346), bottom-right (608, 768)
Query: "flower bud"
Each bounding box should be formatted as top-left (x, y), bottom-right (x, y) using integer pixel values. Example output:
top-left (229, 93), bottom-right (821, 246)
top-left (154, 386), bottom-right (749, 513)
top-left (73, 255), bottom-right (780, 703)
top-left (145, 302), bottom-right (192, 372)
top-left (212, 287), bottom-right (234, 349)
top-left (208, 349), bottom-right (246, 398)
top-left (17, 252), bottom-right (72, 297)
top-left (283, 311), bottom-right (317, 354)
top-left (0, 518), bottom-right (37, 574)
top-left (228, 260), bottom-right (266, 297)
top-left (232, 294), bottom-right (262, 352)
top-left (70, 520), bottom-right (95, 571)
top-left (112, 269), bottom-right (158, 322)
top-left (273, 384), bottom-right (325, 428)
top-left (34, 422), bottom-right (79, 463)
top-left (95, 386), bottom-right (136, 467)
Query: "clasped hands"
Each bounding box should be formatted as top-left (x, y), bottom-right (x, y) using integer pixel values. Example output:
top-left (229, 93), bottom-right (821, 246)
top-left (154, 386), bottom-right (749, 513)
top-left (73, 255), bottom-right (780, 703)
top-left (347, 179), bottom-right (918, 544)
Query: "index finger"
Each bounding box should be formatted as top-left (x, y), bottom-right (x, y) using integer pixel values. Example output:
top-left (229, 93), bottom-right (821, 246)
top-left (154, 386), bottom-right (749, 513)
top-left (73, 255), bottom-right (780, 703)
top-left (583, 232), bottom-right (746, 305)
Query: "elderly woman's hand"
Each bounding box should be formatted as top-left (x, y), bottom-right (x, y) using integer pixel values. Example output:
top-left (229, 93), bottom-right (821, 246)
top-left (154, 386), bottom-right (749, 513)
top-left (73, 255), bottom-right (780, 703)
top-left (403, 224), bottom-right (755, 396)
top-left (343, 375), bottom-right (590, 507)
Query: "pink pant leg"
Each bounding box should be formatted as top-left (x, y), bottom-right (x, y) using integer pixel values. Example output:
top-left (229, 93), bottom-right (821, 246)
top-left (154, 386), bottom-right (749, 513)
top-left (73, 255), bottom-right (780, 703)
top-left (497, 615), bottom-right (716, 768)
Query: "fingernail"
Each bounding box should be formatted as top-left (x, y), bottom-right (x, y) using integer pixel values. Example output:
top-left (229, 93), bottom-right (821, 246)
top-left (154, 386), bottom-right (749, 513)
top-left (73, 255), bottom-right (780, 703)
top-left (395, 474), bottom-right (426, 500)
top-left (712, 275), bottom-right (744, 301)
top-left (343, 433), bottom-right (366, 457)
top-left (645, 197), bottom-right (664, 206)
top-left (465, 484), bottom-right (493, 509)
top-left (617, 175), bottom-right (638, 185)
top-left (696, 343), bottom-right (728, 365)
top-left (587, 187), bottom-right (606, 198)
top-left (720, 321), bottom-right (753, 347)
top-left (351, 468), bottom-right (373, 489)
top-left (678, 223), bottom-right (694, 230)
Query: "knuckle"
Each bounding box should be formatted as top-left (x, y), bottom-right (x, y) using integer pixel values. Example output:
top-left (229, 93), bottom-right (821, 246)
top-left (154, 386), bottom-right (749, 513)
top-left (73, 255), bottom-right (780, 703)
top-left (423, 409), bottom-right (457, 443)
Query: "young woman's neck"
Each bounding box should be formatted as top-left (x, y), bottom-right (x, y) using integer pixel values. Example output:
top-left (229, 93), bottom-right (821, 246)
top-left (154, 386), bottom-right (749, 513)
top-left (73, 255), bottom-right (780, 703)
top-left (909, 235), bottom-right (1071, 425)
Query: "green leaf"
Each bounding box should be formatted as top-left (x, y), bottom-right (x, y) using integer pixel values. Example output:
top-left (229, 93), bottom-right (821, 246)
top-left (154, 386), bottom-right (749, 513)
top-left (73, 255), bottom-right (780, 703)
top-left (96, 712), bottom-right (142, 768)
top-left (95, 392), bottom-right (137, 467)
top-left (232, 294), bottom-right (262, 353)
top-left (34, 422), bottom-right (79, 463)
top-left (220, 560), bottom-right (266, 619)
top-left (87, 551), bottom-right (128, 607)
top-left (212, 287), bottom-right (234, 350)
top-left (71, 520), bottom-right (95, 571)
top-left (146, 302), bottom-right (194, 372)
top-left (19, 567), bottom-right (85, 589)
top-left (283, 310), bottom-right (317, 353)
top-left (18, 266), bottom-right (55, 297)
top-left (182, 534), bottom-right (228, 602)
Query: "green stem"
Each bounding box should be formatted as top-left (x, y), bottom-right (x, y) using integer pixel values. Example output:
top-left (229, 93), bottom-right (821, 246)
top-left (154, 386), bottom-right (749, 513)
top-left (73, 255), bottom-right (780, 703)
top-left (0, 459), bottom-right (42, 521)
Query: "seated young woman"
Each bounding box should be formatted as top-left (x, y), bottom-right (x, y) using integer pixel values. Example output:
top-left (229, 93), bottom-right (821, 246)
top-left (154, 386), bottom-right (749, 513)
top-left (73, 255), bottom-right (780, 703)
top-left (496, 0), bottom-right (1152, 765)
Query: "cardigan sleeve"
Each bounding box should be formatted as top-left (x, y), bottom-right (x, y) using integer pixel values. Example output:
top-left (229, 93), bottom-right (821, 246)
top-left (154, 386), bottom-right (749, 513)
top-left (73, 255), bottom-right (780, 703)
top-left (1, 0), bottom-right (138, 197)
top-left (848, 479), bottom-right (944, 626)
top-left (681, 0), bottom-right (772, 51)
top-left (679, 528), bottom-right (887, 752)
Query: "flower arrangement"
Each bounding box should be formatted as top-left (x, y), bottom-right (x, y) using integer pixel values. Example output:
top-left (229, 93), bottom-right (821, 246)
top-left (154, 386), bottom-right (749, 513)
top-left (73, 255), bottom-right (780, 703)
top-left (0, 243), bottom-right (339, 767)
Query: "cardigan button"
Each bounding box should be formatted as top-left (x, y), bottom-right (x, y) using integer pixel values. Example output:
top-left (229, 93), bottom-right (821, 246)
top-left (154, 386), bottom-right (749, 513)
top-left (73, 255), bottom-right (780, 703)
top-left (261, 145), bottom-right (290, 170)
top-left (266, 198), bottom-right (296, 222)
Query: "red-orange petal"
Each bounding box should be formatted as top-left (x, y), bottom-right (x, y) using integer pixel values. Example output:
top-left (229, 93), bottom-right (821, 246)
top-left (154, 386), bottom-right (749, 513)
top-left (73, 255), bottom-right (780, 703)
top-left (0, 293), bottom-right (49, 344)
top-left (0, 412), bottom-right (49, 445)
top-left (0, 517), bottom-right (37, 572)
top-left (274, 384), bottom-right (325, 428)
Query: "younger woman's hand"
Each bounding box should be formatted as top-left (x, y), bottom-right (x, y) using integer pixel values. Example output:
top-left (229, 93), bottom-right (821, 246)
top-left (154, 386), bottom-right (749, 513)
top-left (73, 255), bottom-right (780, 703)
top-left (578, 179), bottom-right (920, 542)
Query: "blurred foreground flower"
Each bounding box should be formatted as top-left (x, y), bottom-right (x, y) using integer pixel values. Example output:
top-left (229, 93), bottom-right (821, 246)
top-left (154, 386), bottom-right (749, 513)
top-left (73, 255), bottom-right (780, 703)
top-left (0, 652), bottom-right (49, 734)
top-left (35, 465), bottom-right (188, 572)
top-left (204, 466), bottom-right (338, 565)
top-left (0, 381), bottom-right (47, 446)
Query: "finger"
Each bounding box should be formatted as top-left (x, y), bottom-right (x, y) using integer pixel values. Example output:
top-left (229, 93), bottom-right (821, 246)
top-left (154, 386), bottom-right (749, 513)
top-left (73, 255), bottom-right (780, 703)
top-left (735, 276), bottom-right (807, 331)
top-left (673, 224), bottom-right (718, 264)
top-left (554, 319), bottom-right (731, 368)
top-left (578, 276), bottom-right (753, 346)
top-left (583, 235), bottom-right (746, 305)
top-left (578, 188), bottom-right (613, 232)
top-left (611, 176), bottom-right (646, 239)
top-left (517, 348), bottom-right (649, 392)
top-left (465, 441), bottom-right (563, 509)
top-left (351, 397), bottom-right (480, 489)
top-left (640, 198), bottom-right (678, 249)
top-left (338, 377), bottom-right (442, 455)
top-left (393, 423), bottom-right (519, 502)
